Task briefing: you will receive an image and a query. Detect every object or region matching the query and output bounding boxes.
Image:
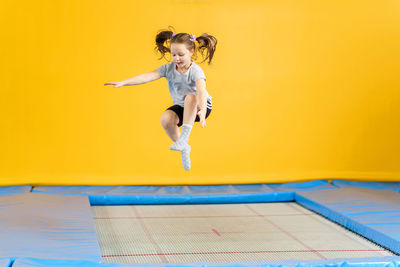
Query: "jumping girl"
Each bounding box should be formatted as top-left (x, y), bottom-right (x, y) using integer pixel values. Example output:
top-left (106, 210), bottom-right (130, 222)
top-left (104, 26), bottom-right (218, 171)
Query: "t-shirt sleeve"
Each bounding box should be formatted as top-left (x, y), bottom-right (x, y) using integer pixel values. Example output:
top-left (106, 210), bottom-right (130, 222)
top-left (157, 64), bottom-right (167, 78)
top-left (192, 67), bottom-right (206, 82)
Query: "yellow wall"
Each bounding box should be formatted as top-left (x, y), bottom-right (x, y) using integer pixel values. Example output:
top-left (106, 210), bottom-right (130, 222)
top-left (1, 0), bottom-right (399, 186)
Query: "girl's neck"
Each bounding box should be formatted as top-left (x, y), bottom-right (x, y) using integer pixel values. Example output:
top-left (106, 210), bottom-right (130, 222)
top-left (176, 61), bottom-right (192, 72)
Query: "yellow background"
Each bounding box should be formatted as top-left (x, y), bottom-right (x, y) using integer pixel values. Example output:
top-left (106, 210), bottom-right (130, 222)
top-left (1, 0), bottom-right (399, 186)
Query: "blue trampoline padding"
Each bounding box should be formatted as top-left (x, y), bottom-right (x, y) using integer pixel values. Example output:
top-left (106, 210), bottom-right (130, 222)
top-left (32, 184), bottom-right (291, 205)
top-left (0, 193), bottom-right (101, 262)
top-left (0, 258), bottom-right (11, 267)
top-left (203, 256), bottom-right (400, 267)
top-left (32, 181), bottom-right (336, 205)
top-left (0, 185), bottom-right (32, 196)
top-left (331, 179), bottom-right (400, 193)
top-left (295, 187), bottom-right (400, 254)
top-left (11, 256), bottom-right (400, 267)
top-left (267, 180), bottom-right (336, 191)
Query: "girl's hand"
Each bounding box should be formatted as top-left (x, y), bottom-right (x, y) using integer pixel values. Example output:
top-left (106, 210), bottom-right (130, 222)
top-left (104, 81), bottom-right (125, 88)
top-left (197, 109), bottom-right (207, 128)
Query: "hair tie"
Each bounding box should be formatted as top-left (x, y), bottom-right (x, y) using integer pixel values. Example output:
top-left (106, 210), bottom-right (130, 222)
top-left (172, 33), bottom-right (176, 37)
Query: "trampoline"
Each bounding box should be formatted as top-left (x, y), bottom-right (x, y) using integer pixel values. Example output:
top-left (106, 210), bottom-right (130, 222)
top-left (1, 180), bottom-right (400, 267)
top-left (93, 203), bottom-right (394, 263)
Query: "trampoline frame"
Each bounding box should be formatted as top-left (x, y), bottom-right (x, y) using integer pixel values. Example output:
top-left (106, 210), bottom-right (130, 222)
top-left (1, 180), bottom-right (400, 267)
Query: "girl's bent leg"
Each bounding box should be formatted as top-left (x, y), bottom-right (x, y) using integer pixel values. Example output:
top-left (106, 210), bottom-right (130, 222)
top-left (182, 94), bottom-right (198, 125)
top-left (160, 110), bottom-right (180, 142)
top-left (169, 94), bottom-right (197, 152)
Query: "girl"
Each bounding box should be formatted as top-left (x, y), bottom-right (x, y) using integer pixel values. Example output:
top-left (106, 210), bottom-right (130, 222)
top-left (104, 26), bottom-right (218, 171)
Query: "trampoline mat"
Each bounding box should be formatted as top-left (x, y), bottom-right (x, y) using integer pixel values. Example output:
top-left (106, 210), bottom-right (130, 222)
top-left (92, 202), bottom-right (395, 264)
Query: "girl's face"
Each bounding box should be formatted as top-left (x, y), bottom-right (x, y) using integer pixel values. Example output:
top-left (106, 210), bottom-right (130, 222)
top-left (171, 43), bottom-right (194, 68)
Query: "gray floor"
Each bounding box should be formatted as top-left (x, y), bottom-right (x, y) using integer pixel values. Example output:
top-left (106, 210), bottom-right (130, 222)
top-left (91, 202), bottom-right (395, 263)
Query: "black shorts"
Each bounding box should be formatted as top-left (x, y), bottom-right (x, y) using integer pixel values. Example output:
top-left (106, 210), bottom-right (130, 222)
top-left (166, 104), bottom-right (212, 127)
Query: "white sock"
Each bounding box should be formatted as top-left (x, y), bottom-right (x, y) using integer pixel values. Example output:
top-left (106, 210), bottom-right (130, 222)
top-left (180, 143), bottom-right (191, 170)
top-left (170, 124), bottom-right (193, 151)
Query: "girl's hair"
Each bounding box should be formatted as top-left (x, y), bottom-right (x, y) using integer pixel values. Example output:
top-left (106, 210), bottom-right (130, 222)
top-left (154, 25), bottom-right (218, 65)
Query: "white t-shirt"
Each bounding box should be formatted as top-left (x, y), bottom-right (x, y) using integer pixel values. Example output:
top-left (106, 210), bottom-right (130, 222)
top-left (157, 61), bottom-right (212, 109)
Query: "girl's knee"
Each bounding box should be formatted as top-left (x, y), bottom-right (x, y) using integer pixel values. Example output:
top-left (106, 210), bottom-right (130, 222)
top-left (184, 93), bottom-right (198, 103)
top-left (160, 110), bottom-right (179, 127)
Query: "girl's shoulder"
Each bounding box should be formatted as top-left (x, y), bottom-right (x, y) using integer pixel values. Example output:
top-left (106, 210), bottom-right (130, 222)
top-left (191, 61), bottom-right (205, 71)
top-left (191, 62), bottom-right (206, 74)
top-left (157, 62), bottom-right (175, 75)
top-left (191, 61), bottom-right (201, 68)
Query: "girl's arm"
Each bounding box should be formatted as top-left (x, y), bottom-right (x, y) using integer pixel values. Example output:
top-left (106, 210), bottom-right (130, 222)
top-left (121, 70), bottom-right (162, 85)
top-left (104, 70), bottom-right (161, 87)
top-left (196, 79), bottom-right (208, 128)
top-left (196, 79), bottom-right (207, 111)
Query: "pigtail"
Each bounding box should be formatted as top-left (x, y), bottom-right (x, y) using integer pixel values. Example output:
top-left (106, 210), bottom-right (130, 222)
top-left (154, 26), bottom-right (176, 61)
top-left (196, 33), bottom-right (218, 65)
